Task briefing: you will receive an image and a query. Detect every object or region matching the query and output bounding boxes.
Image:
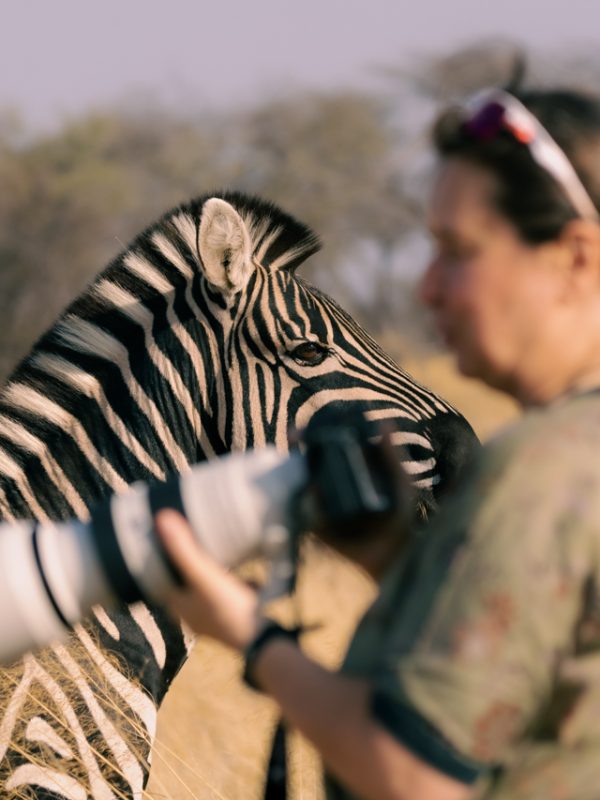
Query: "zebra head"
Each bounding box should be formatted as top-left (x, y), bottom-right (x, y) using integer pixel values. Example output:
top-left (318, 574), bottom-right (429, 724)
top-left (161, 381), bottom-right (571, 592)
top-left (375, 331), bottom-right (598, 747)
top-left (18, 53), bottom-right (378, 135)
top-left (188, 192), bottom-right (478, 508)
top-left (0, 191), bottom-right (477, 522)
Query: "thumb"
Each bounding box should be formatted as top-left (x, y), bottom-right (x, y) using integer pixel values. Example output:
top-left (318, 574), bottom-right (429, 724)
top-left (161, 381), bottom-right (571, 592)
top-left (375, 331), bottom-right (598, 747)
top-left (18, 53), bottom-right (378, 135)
top-left (154, 508), bottom-right (259, 649)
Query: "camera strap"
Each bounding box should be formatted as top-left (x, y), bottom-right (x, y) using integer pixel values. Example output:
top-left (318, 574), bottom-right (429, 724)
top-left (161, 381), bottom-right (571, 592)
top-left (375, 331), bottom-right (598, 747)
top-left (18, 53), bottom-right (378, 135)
top-left (259, 519), bottom-right (306, 800)
top-left (264, 720), bottom-right (289, 800)
top-left (260, 402), bottom-right (400, 798)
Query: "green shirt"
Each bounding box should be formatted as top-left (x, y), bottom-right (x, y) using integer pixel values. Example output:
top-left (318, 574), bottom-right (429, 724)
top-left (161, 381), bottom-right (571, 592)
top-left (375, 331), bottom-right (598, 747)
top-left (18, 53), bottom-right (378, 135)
top-left (328, 392), bottom-right (600, 799)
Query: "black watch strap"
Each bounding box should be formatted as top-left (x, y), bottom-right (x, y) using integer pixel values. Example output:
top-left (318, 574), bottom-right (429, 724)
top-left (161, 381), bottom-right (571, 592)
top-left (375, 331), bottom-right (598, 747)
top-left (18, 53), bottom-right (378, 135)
top-left (243, 621), bottom-right (302, 691)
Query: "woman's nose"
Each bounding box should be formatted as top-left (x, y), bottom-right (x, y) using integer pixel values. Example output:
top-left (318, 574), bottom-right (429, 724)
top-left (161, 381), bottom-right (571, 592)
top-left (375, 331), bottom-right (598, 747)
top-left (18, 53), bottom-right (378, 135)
top-left (419, 258), bottom-right (442, 309)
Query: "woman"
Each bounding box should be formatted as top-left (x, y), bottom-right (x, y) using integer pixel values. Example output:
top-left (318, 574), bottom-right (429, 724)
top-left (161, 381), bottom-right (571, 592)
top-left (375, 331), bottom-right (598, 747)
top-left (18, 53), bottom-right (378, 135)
top-left (157, 86), bottom-right (600, 799)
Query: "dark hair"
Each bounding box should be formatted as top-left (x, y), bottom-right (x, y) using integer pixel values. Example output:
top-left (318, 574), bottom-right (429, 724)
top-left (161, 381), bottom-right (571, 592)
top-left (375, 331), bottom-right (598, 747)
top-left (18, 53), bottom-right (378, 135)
top-left (432, 89), bottom-right (600, 243)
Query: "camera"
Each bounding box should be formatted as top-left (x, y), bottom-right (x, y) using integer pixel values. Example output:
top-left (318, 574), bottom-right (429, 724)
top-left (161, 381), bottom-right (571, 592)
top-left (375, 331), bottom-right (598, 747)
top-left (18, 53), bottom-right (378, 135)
top-left (0, 406), bottom-right (400, 665)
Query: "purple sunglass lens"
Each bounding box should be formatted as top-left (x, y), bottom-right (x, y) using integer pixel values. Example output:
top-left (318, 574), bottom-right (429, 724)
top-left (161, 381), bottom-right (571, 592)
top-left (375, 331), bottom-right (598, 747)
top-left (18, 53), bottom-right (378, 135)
top-left (464, 102), bottom-right (506, 142)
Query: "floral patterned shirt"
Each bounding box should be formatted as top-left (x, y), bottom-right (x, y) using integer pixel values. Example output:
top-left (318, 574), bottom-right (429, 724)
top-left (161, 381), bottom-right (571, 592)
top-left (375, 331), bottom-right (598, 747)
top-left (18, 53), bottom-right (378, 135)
top-left (328, 392), bottom-right (600, 800)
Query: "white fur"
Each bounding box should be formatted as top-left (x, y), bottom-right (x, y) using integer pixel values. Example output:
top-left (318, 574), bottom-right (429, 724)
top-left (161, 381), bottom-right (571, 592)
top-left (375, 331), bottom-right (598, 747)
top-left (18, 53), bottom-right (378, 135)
top-left (0, 659), bottom-right (35, 763)
top-left (92, 607), bottom-right (120, 640)
top-left (30, 352), bottom-right (166, 483)
top-left (8, 655), bottom-right (116, 800)
top-left (0, 412), bottom-right (89, 519)
top-left (7, 766), bottom-right (87, 799)
top-left (95, 274), bottom-right (202, 447)
top-left (53, 643), bottom-right (145, 796)
top-left (54, 316), bottom-right (189, 472)
top-left (4, 384), bottom-right (129, 494)
top-left (0, 444), bottom-right (49, 520)
top-left (129, 603), bottom-right (166, 670)
top-left (26, 717), bottom-right (75, 760)
top-left (76, 627), bottom-right (157, 737)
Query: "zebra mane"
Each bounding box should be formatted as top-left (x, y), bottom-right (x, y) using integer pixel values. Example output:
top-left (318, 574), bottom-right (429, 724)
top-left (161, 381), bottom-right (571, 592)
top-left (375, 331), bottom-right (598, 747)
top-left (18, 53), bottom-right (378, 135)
top-left (192, 190), bottom-right (322, 272)
top-left (36, 190), bottom-right (322, 347)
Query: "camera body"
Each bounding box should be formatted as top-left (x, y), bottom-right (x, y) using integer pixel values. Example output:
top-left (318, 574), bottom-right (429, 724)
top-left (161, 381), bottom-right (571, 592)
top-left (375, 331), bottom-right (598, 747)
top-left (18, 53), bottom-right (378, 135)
top-left (0, 408), bottom-right (399, 664)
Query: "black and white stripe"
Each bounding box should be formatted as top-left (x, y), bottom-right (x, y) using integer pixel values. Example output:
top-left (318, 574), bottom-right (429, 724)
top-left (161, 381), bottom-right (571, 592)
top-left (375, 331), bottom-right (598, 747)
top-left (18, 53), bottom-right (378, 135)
top-left (0, 191), bottom-right (478, 798)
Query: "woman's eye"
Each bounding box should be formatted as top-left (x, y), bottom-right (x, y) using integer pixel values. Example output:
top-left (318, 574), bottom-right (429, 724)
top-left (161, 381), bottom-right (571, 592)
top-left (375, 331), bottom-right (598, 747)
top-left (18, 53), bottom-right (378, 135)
top-left (430, 236), bottom-right (477, 265)
top-left (289, 342), bottom-right (329, 365)
top-left (441, 242), bottom-right (478, 263)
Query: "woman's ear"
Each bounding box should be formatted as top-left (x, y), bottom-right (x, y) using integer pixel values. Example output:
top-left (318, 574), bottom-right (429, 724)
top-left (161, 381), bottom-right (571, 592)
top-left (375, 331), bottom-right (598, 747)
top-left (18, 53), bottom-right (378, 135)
top-left (559, 219), bottom-right (600, 295)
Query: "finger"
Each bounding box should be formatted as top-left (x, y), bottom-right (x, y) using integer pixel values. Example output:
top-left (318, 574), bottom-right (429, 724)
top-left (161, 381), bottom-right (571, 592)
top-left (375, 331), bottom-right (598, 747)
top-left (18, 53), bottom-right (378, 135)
top-left (155, 509), bottom-right (221, 587)
top-left (155, 510), bottom-right (259, 648)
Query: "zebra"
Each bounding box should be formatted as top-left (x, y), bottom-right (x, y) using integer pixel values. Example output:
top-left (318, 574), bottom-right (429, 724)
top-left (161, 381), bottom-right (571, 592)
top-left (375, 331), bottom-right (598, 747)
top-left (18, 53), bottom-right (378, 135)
top-left (0, 191), bottom-right (478, 799)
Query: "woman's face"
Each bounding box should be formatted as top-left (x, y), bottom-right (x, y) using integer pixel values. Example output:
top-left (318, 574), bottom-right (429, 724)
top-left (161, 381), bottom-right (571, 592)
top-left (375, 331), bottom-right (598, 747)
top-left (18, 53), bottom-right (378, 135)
top-left (420, 157), bottom-right (567, 398)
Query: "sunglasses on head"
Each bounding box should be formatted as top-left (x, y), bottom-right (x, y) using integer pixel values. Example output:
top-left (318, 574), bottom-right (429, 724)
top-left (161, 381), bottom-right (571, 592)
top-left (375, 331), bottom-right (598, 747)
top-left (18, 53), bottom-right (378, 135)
top-left (461, 89), bottom-right (598, 220)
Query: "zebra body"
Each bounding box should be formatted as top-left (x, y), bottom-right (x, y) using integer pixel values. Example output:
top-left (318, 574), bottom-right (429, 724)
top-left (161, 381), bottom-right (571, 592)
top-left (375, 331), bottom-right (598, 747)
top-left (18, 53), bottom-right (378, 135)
top-left (0, 192), bottom-right (478, 798)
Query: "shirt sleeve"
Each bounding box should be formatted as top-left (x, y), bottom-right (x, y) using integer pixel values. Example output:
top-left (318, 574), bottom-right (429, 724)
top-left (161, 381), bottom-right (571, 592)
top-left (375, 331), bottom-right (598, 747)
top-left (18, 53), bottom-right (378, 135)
top-left (370, 429), bottom-right (596, 775)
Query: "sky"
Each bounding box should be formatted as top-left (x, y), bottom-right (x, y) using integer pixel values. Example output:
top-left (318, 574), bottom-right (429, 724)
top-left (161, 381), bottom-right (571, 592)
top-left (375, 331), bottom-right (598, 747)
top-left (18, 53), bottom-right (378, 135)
top-left (3, 0), bottom-right (600, 130)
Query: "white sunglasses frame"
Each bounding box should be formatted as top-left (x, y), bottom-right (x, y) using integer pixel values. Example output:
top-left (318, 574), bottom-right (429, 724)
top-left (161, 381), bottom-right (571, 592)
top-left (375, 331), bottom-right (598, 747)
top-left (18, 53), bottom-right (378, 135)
top-left (465, 89), bottom-right (599, 221)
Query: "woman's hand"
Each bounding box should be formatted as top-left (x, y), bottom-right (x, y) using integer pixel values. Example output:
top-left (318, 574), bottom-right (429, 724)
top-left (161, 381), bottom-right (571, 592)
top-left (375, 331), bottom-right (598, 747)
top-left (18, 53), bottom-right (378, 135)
top-left (155, 509), bottom-right (259, 651)
top-left (154, 513), bottom-right (470, 800)
top-left (306, 424), bottom-right (414, 581)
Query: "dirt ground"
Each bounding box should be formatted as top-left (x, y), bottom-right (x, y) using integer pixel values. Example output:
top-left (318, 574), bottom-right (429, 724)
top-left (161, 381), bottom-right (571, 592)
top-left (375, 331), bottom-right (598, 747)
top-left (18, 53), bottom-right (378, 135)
top-left (145, 350), bottom-right (519, 800)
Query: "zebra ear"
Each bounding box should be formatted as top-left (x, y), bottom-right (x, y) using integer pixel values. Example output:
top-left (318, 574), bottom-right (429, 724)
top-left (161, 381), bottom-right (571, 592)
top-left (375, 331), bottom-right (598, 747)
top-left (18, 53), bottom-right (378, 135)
top-left (198, 198), bottom-right (254, 293)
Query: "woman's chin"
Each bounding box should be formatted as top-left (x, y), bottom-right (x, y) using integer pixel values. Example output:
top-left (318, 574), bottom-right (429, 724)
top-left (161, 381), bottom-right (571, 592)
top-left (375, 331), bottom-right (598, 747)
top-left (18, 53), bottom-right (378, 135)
top-left (453, 349), bottom-right (481, 379)
top-left (457, 357), bottom-right (518, 399)
top-left (454, 350), bottom-right (499, 387)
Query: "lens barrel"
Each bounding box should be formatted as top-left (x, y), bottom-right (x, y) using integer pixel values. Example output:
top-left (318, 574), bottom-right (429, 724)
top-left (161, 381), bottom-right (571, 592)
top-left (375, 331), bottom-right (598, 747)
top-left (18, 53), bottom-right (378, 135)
top-left (0, 446), bottom-right (307, 665)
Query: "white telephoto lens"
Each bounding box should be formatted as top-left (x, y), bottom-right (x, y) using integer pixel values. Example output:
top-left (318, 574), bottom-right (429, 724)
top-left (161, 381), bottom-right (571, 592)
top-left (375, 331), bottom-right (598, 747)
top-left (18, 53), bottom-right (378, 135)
top-left (35, 519), bottom-right (114, 622)
top-left (94, 448), bottom-right (307, 604)
top-left (0, 519), bottom-right (109, 665)
top-left (180, 446), bottom-right (307, 568)
top-left (0, 446), bottom-right (309, 665)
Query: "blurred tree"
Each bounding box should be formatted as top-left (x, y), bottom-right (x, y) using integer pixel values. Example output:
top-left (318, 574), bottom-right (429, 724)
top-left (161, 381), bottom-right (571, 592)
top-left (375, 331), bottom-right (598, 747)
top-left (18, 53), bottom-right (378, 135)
top-left (233, 90), bottom-right (418, 308)
top-left (0, 109), bottom-right (241, 378)
top-left (0, 90), bottom-right (421, 379)
top-left (406, 38), bottom-right (526, 101)
top-left (3, 42), bottom-right (598, 381)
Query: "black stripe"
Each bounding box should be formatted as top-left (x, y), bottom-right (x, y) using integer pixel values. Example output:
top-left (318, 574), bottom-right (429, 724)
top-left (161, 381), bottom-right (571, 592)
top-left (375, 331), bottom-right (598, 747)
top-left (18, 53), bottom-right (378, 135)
top-left (31, 524), bottom-right (71, 630)
top-left (91, 499), bottom-right (145, 604)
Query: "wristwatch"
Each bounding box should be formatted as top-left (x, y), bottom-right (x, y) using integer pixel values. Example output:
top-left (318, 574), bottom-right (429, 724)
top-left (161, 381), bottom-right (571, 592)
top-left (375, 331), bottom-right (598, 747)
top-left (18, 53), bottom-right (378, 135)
top-left (243, 620), bottom-right (302, 691)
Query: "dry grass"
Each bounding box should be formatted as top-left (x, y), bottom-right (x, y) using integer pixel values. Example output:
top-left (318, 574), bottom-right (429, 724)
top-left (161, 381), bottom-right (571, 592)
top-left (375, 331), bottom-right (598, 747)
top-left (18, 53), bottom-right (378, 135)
top-left (145, 346), bottom-right (521, 800)
top-left (145, 548), bottom-right (374, 800)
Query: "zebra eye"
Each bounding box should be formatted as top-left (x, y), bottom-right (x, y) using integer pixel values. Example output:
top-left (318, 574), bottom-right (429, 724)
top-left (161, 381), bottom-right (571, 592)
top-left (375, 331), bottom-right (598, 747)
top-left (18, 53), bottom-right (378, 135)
top-left (289, 341), bottom-right (329, 366)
